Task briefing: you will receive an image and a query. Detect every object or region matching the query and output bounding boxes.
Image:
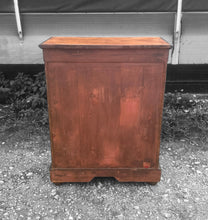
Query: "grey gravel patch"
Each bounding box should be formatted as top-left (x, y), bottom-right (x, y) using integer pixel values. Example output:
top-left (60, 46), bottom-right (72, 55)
top-left (0, 120), bottom-right (208, 218)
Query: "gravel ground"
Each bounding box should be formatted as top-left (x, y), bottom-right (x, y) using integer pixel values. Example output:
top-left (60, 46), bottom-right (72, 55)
top-left (0, 103), bottom-right (208, 219)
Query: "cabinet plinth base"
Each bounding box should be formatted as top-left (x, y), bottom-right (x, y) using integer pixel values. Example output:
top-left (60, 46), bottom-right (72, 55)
top-left (50, 167), bottom-right (161, 183)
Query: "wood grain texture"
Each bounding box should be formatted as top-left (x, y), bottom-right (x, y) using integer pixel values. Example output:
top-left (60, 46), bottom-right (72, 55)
top-left (40, 37), bottom-right (171, 49)
top-left (41, 37), bottom-right (170, 183)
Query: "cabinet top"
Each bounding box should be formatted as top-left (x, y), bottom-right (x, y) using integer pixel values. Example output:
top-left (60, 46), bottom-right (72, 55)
top-left (39, 37), bottom-right (171, 49)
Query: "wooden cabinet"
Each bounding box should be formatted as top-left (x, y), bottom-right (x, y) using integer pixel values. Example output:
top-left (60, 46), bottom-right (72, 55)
top-left (40, 37), bottom-right (170, 184)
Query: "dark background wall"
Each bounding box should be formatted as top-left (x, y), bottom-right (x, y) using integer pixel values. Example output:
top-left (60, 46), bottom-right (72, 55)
top-left (1, 64), bottom-right (208, 93)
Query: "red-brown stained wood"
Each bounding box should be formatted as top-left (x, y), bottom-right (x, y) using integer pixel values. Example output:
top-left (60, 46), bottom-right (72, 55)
top-left (40, 37), bottom-right (170, 183)
top-left (50, 167), bottom-right (161, 183)
top-left (40, 37), bottom-right (171, 49)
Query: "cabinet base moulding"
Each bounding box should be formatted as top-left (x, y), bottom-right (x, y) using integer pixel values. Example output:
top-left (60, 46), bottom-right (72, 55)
top-left (50, 166), bottom-right (161, 183)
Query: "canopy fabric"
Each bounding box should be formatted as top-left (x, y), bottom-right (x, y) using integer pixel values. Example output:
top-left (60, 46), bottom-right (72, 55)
top-left (1, 0), bottom-right (208, 13)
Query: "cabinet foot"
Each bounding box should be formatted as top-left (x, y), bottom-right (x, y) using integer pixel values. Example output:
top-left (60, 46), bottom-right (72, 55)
top-left (148, 182), bottom-right (158, 185)
top-left (53, 182), bottom-right (62, 186)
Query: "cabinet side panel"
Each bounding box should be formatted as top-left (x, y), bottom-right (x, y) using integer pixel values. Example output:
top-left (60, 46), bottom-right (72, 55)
top-left (155, 59), bottom-right (168, 167)
top-left (141, 64), bottom-right (165, 167)
top-left (45, 62), bottom-right (55, 167)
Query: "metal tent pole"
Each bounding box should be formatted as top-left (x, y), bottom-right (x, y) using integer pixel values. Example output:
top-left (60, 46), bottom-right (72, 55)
top-left (172, 0), bottom-right (183, 64)
top-left (13, 0), bottom-right (23, 40)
